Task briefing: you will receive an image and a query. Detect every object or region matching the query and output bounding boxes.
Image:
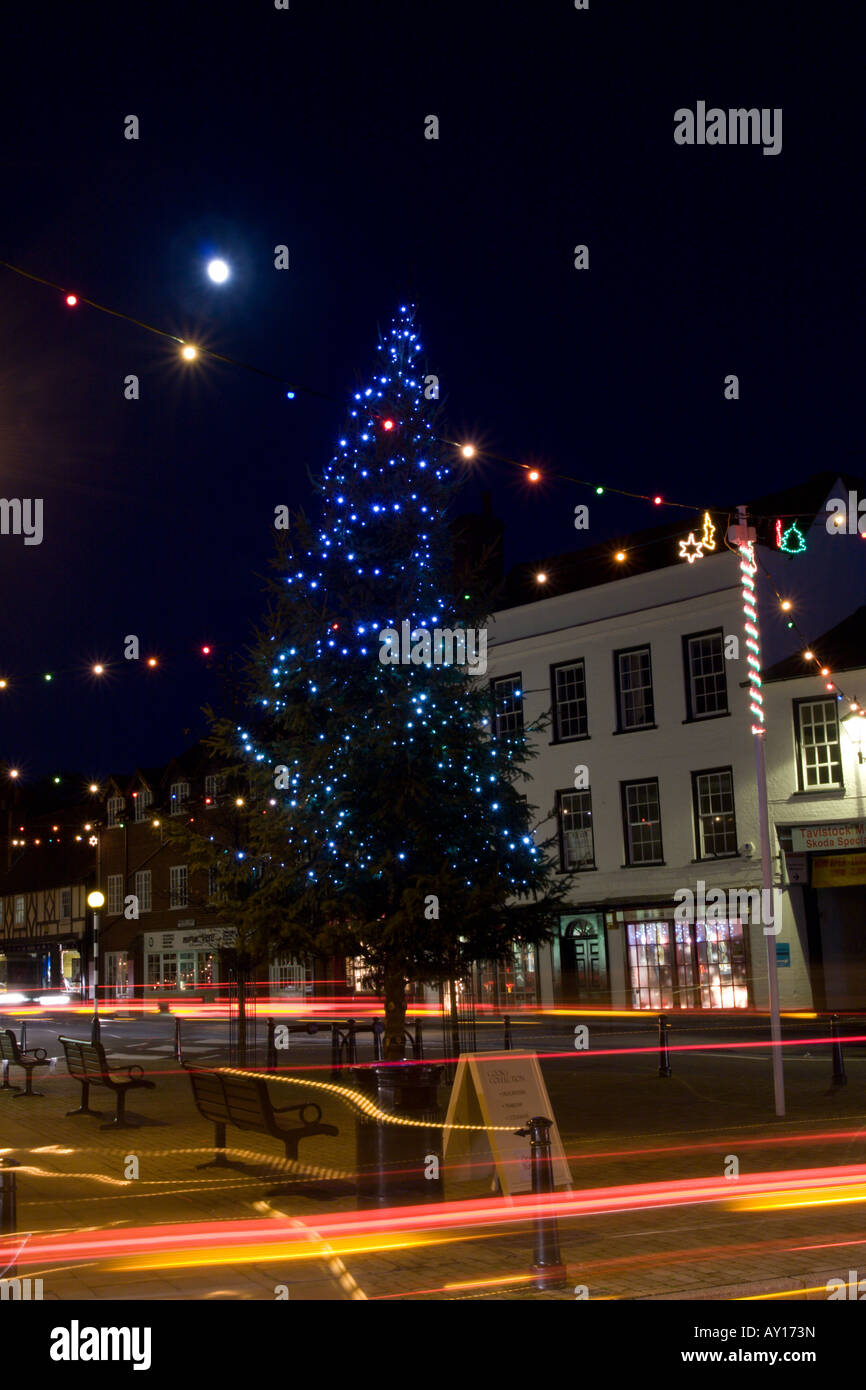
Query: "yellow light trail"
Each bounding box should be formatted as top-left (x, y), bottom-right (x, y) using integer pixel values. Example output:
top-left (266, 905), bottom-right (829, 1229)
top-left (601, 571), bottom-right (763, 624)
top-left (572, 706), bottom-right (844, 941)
top-left (728, 1184), bottom-right (866, 1213)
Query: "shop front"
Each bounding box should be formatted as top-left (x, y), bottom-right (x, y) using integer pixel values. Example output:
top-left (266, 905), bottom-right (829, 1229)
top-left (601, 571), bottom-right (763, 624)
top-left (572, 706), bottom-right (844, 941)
top-left (476, 943), bottom-right (538, 1010)
top-left (0, 936), bottom-right (82, 996)
top-left (780, 820), bottom-right (866, 1011)
top-left (607, 905), bottom-right (750, 1011)
top-left (140, 924), bottom-right (237, 999)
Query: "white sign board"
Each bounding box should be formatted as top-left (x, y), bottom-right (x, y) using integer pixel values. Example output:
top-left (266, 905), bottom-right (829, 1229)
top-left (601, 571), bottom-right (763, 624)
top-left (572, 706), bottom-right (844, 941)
top-left (145, 926), bottom-right (237, 952)
top-left (442, 1052), bottom-right (571, 1195)
top-left (790, 823), bottom-right (866, 852)
top-left (785, 854), bottom-right (808, 884)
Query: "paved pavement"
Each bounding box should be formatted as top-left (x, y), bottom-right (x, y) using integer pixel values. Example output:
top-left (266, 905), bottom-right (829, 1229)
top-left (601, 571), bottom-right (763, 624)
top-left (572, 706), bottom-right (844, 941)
top-left (1, 1008), bottom-right (864, 1301)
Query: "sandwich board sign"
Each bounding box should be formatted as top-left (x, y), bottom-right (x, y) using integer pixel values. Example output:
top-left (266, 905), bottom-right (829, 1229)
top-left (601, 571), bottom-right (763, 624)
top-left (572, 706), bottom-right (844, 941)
top-left (442, 1052), bottom-right (571, 1195)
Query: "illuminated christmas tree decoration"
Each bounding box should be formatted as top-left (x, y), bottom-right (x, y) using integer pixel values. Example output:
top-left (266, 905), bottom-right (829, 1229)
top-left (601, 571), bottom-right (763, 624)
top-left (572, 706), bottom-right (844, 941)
top-left (174, 303), bottom-right (568, 1060)
top-left (775, 519), bottom-right (783, 547)
top-left (780, 520), bottom-right (807, 553)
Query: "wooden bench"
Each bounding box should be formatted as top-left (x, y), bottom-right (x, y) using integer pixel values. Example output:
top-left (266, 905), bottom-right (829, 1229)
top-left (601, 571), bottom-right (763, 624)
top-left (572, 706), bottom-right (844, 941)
top-left (0, 1030), bottom-right (50, 1098)
top-left (187, 1067), bottom-right (338, 1170)
top-left (58, 1036), bottom-right (155, 1130)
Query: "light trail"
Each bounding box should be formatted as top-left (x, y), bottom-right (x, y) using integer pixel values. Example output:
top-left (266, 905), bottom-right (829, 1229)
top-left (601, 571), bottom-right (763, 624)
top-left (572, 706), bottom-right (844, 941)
top-left (3, 1162), bottom-right (865, 1273)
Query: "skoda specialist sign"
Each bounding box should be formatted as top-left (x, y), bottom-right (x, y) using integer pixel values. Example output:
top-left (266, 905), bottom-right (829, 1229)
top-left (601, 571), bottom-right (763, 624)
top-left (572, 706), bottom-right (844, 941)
top-left (790, 823), bottom-right (866, 853)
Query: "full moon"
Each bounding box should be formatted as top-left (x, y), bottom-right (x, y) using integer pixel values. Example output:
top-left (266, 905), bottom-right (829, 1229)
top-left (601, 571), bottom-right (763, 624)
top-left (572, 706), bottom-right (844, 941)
top-left (207, 258), bottom-right (230, 283)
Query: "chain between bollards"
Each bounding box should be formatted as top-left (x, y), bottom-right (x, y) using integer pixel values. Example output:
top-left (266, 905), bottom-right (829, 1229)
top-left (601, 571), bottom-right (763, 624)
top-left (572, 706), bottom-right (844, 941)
top-left (657, 1013), bottom-right (671, 1078)
top-left (830, 1014), bottom-right (847, 1087)
top-left (514, 1116), bottom-right (567, 1290)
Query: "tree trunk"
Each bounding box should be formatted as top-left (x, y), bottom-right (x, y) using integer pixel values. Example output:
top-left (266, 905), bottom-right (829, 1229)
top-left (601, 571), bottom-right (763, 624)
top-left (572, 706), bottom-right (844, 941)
top-left (383, 965), bottom-right (407, 1060)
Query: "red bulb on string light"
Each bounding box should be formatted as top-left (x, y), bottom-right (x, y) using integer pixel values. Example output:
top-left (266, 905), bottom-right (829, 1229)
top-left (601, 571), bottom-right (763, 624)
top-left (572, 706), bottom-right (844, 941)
top-left (382, 419), bottom-right (395, 431)
top-left (527, 470), bottom-right (541, 483)
top-left (653, 496), bottom-right (663, 506)
top-left (65, 294), bottom-right (78, 307)
top-left (201, 645), bottom-right (212, 656)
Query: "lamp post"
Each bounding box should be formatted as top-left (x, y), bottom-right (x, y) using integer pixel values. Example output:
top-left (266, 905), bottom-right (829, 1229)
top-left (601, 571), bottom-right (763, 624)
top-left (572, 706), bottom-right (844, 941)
top-left (87, 889), bottom-right (105, 1044)
top-left (733, 505), bottom-right (785, 1118)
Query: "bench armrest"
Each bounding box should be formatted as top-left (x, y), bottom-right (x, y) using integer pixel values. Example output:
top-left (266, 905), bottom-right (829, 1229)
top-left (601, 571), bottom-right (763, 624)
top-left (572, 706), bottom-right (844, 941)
top-left (25, 1048), bottom-right (48, 1062)
top-left (272, 1101), bottom-right (323, 1125)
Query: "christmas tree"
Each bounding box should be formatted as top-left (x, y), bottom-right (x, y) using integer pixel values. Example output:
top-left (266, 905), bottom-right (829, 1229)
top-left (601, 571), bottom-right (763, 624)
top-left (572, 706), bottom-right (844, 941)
top-left (198, 306), bottom-right (566, 1058)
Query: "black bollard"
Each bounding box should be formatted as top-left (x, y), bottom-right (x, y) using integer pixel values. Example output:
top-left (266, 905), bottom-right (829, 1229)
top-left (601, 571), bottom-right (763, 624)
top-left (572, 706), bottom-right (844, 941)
top-left (266, 1018), bottom-right (276, 1071)
top-left (413, 1016), bottom-right (424, 1060)
top-left (346, 1018), bottom-right (358, 1066)
top-left (503, 1015), bottom-right (513, 1051)
top-left (514, 1117), bottom-right (567, 1290)
top-left (330, 1023), bottom-right (341, 1080)
top-left (372, 1020), bottom-right (384, 1062)
top-left (175, 1016), bottom-right (184, 1065)
top-left (830, 1014), bottom-right (847, 1087)
top-left (657, 1014), bottom-right (671, 1078)
top-left (19, 1020), bottom-right (27, 1053)
top-left (0, 1159), bottom-right (19, 1279)
top-left (90, 1014), bottom-right (101, 1047)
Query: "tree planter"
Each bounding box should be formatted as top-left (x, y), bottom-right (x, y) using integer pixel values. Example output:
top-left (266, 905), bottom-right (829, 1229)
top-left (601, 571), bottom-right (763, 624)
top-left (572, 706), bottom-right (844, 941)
top-left (352, 1063), bottom-right (444, 1209)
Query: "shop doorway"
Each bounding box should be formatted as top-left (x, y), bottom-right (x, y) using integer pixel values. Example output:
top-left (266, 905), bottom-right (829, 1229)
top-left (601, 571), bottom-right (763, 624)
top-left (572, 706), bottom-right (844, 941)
top-left (558, 914), bottom-right (608, 1003)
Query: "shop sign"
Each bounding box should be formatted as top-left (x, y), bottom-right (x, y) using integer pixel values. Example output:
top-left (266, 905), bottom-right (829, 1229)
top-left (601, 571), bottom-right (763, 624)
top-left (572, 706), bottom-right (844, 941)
top-left (811, 853), bottom-right (866, 888)
top-left (790, 823), bottom-right (866, 853)
top-left (145, 927), bottom-right (237, 951)
top-left (785, 854), bottom-right (808, 884)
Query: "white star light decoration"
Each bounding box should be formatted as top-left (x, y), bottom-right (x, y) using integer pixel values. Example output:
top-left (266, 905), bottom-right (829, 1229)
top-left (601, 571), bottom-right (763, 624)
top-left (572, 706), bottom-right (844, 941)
top-left (678, 512), bottom-right (717, 563)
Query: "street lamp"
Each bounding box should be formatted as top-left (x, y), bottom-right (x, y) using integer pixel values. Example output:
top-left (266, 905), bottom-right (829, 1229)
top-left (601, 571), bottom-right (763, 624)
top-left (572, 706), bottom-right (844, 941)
top-left (87, 889), bottom-right (105, 1042)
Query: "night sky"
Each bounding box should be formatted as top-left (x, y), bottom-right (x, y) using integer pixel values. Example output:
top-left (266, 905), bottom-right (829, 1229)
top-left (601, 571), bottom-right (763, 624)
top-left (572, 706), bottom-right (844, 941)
top-left (0, 1), bottom-right (860, 782)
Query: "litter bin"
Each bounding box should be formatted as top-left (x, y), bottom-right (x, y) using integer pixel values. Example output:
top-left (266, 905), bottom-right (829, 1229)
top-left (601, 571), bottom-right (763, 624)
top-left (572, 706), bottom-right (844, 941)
top-left (352, 1063), bottom-right (444, 1208)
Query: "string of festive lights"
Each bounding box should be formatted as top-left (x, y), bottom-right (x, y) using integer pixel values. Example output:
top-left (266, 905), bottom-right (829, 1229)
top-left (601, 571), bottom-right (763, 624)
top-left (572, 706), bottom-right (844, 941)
top-left (0, 257), bottom-right (840, 529)
top-left (2, 261), bottom-right (862, 776)
top-left (0, 647), bottom-right (215, 698)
